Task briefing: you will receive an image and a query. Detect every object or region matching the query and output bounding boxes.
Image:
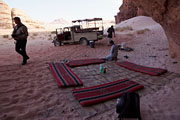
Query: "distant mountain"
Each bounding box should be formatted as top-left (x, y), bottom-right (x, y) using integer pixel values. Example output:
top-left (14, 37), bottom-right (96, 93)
top-left (45, 18), bottom-right (115, 30)
top-left (49, 18), bottom-right (70, 25)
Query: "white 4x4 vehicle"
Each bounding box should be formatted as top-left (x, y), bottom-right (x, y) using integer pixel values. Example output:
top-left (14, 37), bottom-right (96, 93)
top-left (52, 18), bottom-right (104, 46)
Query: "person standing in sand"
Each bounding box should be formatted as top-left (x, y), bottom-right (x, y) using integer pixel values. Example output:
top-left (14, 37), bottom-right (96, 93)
top-left (11, 17), bottom-right (29, 65)
top-left (107, 25), bottom-right (115, 45)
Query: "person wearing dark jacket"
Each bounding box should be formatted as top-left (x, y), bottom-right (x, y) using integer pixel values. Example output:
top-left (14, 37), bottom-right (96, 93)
top-left (12, 17), bottom-right (29, 65)
top-left (107, 25), bottom-right (115, 45)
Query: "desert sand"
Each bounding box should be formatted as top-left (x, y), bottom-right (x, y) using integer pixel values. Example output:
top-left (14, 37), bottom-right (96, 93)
top-left (0, 16), bottom-right (180, 120)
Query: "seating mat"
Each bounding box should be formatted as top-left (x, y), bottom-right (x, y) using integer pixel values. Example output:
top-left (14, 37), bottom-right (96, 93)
top-left (66, 58), bottom-right (105, 67)
top-left (49, 62), bottom-right (83, 87)
top-left (116, 61), bottom-right (167, 76)
top-left (72, 78), bottom-right (143, 106)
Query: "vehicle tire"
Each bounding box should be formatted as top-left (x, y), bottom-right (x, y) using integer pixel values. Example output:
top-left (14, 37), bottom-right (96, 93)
top-left (54, 40), bottom-right (61, 46)
top-left (80, 38), bottom-right (88, 45)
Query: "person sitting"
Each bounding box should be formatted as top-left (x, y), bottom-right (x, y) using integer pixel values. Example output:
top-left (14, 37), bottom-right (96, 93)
top-left (106, 40), bottom-right (118, 61)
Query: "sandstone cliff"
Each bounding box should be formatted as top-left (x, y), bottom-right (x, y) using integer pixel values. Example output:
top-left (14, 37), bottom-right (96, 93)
top-left (115, 0), bottom-right (180, 61)
top-left (0, 0), bottom-right (12, 29)
top-left (0, 0), bottom-right (44, 29)
top-left (115, 0), bottom-right (137, 24)
top-left (11, 8), bottom-right (44, 29)
top-left (132, 0), bottom-right (180, 61)
top-left (115, 0), bottom-right (147, 24)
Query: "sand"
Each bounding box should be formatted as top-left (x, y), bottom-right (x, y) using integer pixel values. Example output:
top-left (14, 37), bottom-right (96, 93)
top-left (0, 16), bottom-right (180, 120)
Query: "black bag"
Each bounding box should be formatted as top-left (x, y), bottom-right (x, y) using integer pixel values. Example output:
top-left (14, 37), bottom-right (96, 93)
top-left (116, 92), bottom-right (141, 120)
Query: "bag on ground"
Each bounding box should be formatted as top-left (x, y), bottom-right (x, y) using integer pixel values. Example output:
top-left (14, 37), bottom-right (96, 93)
top-left (116, 92), bottom-right (141, 120)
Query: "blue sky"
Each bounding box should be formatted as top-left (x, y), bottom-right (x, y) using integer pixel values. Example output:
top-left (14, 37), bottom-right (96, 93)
top-left (4, 0), bottom-right (122, 22)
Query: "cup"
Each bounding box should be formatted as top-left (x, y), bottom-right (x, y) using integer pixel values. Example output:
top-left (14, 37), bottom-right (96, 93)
top-left (103, 68), bottom-right (106, 73)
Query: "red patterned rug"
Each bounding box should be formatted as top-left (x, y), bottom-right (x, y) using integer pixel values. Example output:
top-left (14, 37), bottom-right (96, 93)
top-left (49, 62), bottom-right (83, 87)
top-left (66, 58), bottom-right (105, 67)
top-left (72, 78), bottom-right (143, 106)
top-left (116, 61), bottom-right (167, 76)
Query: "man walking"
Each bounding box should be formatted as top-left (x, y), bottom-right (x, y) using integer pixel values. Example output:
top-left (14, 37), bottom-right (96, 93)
top-left (107, 25), bottom-right (115, 45)
top-left (11, 17), bottom-right (29, 65)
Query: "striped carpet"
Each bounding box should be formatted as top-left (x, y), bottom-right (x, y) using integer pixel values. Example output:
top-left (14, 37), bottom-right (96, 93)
top-left (72, 78), bottom-right (143, 106)
top-left (49, 62), bottom-right (83, 87)
top-left (66, 58), bottom-right (105, 67)
top-left (116, 61), bottom-right (167, 76)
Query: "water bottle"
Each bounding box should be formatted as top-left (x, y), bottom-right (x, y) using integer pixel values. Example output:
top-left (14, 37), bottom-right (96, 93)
top-left (100, 64), bottom-right (103, 73)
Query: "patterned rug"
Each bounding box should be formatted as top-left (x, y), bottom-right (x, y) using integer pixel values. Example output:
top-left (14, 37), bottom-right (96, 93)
top-left (49, 62), bottom-right (83, 87)
top-left (72, 78), bottom-right (143, 106)
top-left (116, 61), bottom-right (167, 76)
top-left (67, 58), bottom-right (105, 67)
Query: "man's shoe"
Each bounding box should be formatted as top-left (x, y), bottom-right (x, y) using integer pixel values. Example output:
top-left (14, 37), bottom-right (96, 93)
top-left (22, 61), bottom-right (27, 65)
top-left (26, 56), bottom-right (30, 60)
top-left (22, 59), bottom-right (27, 65)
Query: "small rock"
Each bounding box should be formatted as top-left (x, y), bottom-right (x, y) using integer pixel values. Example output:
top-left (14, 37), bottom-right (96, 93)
top-left (172, 61), bottom-right (178, 64)
top-left (124, 55), bottom-right (129, 59)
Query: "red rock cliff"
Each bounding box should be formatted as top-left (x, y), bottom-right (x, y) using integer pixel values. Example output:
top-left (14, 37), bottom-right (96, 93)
top-left (115, 0), bottom-right (147, 24)
top-left (132, 0), bottom-right (180, 61)
top-left (115, 0), bottom-right (180, 61)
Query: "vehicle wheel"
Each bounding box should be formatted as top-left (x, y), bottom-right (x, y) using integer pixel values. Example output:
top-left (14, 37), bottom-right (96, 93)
top-left (80, 38), bottom-right (88, 45)
top-left (54, 40), bottom-right (61, 46)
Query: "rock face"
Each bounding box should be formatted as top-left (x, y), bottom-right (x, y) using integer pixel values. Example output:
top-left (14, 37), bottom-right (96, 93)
top-left (132, 0), bottom-right (180, 60)
top-left (11, 8), bottom-right (44, 29)
top-left (115, 0), bottom-right (147, 24)
top-left (0, 0), bottom-right (44, 29)
top-left (0, 0), bottom-right (12, 29)
top-left (115, 0), bottom-right (137, 24)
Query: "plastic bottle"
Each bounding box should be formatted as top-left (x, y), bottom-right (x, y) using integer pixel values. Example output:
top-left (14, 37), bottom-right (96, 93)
top-left (100, 64), bottom-right (104, 73)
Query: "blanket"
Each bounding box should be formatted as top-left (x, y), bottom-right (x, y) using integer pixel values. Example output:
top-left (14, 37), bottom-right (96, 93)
top-left (49, 62), bottom-right (83, 87)
top-left (72, 78), bottom-right (143, 106)
top-left (116, 61), bottom-right (167, 76)
top-left (67, 58), bottom-right (105, 67)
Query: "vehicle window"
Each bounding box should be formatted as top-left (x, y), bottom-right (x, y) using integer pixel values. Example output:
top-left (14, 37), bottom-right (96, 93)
top-left (57, 28), bottom-right (63, 34)
top-left (64, 27), bottom-right (70, 32)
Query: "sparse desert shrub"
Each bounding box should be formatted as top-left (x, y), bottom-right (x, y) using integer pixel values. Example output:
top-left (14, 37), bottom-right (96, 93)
top-left (136, 28), bottom-right (150, 34)
top-left (48, 37), bottom-right (52, 40)
top-left (126, 33), bottom-right (133, 37)
top-left (2, 35), bottom-right (9, 38)
top-left (115, 26), bottom-right (133, 32)
top-left (48, 34), bottom-right (53, 40)
top-left (51, 31), bottom-right (56, 34)
top-left (33, 33), bottom-right (38, 36)
top-left (30, 36), bottom-right (35, 39)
